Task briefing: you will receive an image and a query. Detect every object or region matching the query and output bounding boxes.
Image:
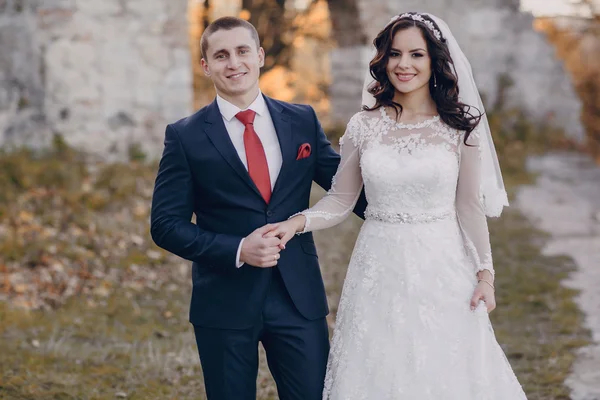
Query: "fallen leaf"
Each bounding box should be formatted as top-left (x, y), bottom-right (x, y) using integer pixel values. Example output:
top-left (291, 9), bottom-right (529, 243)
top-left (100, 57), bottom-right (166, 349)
top-left (14, 284), bottom-right (27, 294)
top-left (147, 250), bottom-right (161, 260)
top-left (154, 330), bottom-right (170, 339)
top-left (18, 210), bottom-right (34, 223)
top-left (131, 235), bottom-right (144, 246)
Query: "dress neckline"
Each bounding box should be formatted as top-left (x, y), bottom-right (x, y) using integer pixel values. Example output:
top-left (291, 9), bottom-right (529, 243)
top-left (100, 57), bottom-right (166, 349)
top-left (380, 107), bottom-right (440, 130)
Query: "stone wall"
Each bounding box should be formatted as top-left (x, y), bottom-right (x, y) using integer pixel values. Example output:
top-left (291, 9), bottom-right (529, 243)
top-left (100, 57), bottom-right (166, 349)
top-left (329, 0), bottom-right (585, 141)
top-left (0, 0), bottom-right (50, 148)
top-left (0, 0), bottom-right (586, 159)
top-left (0, 0), bottom-right (192, 160)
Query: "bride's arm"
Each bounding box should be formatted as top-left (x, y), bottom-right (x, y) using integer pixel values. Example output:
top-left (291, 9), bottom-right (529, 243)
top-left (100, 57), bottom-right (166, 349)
top-left (457, 126), bottom-right (498, 312)
top-left (456, 127), bottom-right (495, 279)
top-left (268, 115), bottom-right (364, 245)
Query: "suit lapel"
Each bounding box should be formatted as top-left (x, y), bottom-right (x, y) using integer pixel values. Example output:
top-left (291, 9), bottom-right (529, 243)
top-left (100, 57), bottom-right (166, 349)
top-left (266, 96), bottom-right (295, 202)
top-left (203, 100), bottom-right (264, 200)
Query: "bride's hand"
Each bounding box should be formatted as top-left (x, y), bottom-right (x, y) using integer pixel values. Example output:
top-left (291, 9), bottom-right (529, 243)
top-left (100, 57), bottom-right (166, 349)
top-left (264, 215), bottom-right (306, 249)
top-left (470, 277), bottom-right (496, 313)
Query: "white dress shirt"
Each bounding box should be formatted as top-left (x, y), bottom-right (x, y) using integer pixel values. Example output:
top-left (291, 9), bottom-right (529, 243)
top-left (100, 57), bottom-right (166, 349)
top-left (216, 92), bottom-right (283, 267)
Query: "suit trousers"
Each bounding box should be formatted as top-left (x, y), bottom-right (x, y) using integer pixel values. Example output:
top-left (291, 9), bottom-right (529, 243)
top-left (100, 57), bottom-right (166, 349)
top-left (193, 267), bottom-right (330, 400)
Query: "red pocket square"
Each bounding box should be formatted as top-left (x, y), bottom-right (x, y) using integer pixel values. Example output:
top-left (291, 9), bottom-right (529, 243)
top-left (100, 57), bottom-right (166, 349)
top-left (296, 143), bottom-right (311, 160)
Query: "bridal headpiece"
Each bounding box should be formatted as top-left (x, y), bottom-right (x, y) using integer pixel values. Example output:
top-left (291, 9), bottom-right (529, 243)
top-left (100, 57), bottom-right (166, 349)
top-left (387, 13), bottom-right (442, 41)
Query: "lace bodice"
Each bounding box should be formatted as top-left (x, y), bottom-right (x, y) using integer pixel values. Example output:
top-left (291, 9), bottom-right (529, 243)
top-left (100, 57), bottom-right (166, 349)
top-left (298, 107), bottom-right (494, 274)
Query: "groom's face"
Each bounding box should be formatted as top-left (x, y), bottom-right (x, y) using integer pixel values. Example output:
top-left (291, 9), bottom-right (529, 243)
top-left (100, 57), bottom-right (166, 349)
top-left (201, 27), bottom-right (265, 101)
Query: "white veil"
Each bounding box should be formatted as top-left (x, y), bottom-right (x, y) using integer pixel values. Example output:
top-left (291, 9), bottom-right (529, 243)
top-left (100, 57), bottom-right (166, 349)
top-left (361, 13), bottom-right (509, 217)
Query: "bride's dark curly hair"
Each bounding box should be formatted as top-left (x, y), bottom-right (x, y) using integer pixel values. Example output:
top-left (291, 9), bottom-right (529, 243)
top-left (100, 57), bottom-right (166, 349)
top-left (364, 13), bottom-right (481, 143)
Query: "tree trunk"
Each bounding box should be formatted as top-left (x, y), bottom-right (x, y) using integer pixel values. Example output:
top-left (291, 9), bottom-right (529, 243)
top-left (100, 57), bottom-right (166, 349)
top-left (326, 0), bottom-right (367, 47)
top-left (241, 0), bottom-right (291, 74)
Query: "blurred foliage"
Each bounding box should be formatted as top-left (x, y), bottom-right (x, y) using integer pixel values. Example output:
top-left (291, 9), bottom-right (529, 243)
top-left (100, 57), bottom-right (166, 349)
top-left (0, 135), bottom-right (87, 216)
top-left (0, 136), bottom-right (155, 219)
top-left (536, 16), bottom-right (600, 162)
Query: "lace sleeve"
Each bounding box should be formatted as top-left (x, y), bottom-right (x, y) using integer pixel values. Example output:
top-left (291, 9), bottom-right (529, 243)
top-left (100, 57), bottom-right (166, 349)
top-left (456, 127), bottom-right (494, 276)
top-left (294, 114), bottom-right (364, 233)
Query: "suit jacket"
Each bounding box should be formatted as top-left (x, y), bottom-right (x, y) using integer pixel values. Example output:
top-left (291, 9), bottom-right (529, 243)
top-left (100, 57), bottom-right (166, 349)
top-left (150, 95), bottom-right (367, 329)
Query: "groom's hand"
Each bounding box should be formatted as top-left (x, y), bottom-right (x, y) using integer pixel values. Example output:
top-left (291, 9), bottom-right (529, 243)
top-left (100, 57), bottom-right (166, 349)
top-left (264, 216), bottom-right (306, 249)
top-left (240, 224), bottom-right (282, 268)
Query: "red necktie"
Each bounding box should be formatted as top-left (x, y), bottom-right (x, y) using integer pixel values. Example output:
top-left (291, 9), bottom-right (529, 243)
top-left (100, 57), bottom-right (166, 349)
top-left (235, 110), bottom-right (272, 203)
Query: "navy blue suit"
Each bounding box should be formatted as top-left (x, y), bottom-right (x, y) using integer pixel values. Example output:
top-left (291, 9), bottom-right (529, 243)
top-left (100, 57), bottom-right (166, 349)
top-left (150, 95), bottom-right (366, 399)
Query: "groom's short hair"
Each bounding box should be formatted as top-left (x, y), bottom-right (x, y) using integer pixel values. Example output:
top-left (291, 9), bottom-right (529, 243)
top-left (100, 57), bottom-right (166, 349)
top-left (201, 16), bottom-right (260, 60)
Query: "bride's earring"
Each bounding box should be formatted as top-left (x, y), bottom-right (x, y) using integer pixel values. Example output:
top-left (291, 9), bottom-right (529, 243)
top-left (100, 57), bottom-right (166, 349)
top-left (433, 74), bottom-right (437, 88)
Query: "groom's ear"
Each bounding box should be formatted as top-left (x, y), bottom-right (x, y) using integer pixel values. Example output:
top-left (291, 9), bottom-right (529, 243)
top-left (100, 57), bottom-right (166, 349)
top-left (258, 47), bottom-right (265, 68)
top-left (201, 58), bottom-right (211, 77)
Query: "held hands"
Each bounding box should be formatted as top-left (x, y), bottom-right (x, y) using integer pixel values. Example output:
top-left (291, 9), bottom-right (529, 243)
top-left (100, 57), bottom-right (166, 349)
top-left (239, 217), bottom-right (306, 268)
top-left (264, 215), bottom-right (307, 249)
top-left (239, 224), bottom-right (283, 268)
top-left (469, 269), bottom-right (496, 313)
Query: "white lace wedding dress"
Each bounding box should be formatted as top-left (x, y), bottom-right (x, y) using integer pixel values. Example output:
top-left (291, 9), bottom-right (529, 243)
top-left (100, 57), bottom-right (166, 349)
top-left (296, 108), bottom-right (527, 399)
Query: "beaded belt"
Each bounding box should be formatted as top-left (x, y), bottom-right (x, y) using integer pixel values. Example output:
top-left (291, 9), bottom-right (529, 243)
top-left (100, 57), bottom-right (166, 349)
top-left (364, 207), bottom-right (455, 224)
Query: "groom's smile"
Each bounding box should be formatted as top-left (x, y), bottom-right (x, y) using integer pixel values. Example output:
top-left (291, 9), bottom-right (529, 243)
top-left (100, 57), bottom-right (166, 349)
top-left (227, 72), bottom-right (248, 80)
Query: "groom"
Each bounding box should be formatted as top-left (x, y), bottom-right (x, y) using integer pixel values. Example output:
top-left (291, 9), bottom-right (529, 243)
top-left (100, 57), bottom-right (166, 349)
top-left (150, 16), bottom-right (366, 400)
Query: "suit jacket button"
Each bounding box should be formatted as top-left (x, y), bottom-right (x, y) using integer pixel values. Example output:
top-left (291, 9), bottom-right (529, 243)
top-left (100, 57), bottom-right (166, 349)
top-left (266, 210), bottom-right (274, 217)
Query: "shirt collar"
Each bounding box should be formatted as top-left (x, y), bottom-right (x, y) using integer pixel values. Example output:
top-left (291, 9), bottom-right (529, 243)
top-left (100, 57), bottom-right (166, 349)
top-left (216, 91), bottom-right (267, 122)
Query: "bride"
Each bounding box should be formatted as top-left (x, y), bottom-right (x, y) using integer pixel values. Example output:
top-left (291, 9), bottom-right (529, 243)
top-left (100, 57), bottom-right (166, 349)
top-left (268, 12), bottom-right (527, 399)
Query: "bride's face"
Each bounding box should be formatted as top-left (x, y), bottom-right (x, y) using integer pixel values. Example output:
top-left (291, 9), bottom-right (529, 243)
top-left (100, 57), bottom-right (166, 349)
top-left (386, 27), bottom-right (432, 96)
